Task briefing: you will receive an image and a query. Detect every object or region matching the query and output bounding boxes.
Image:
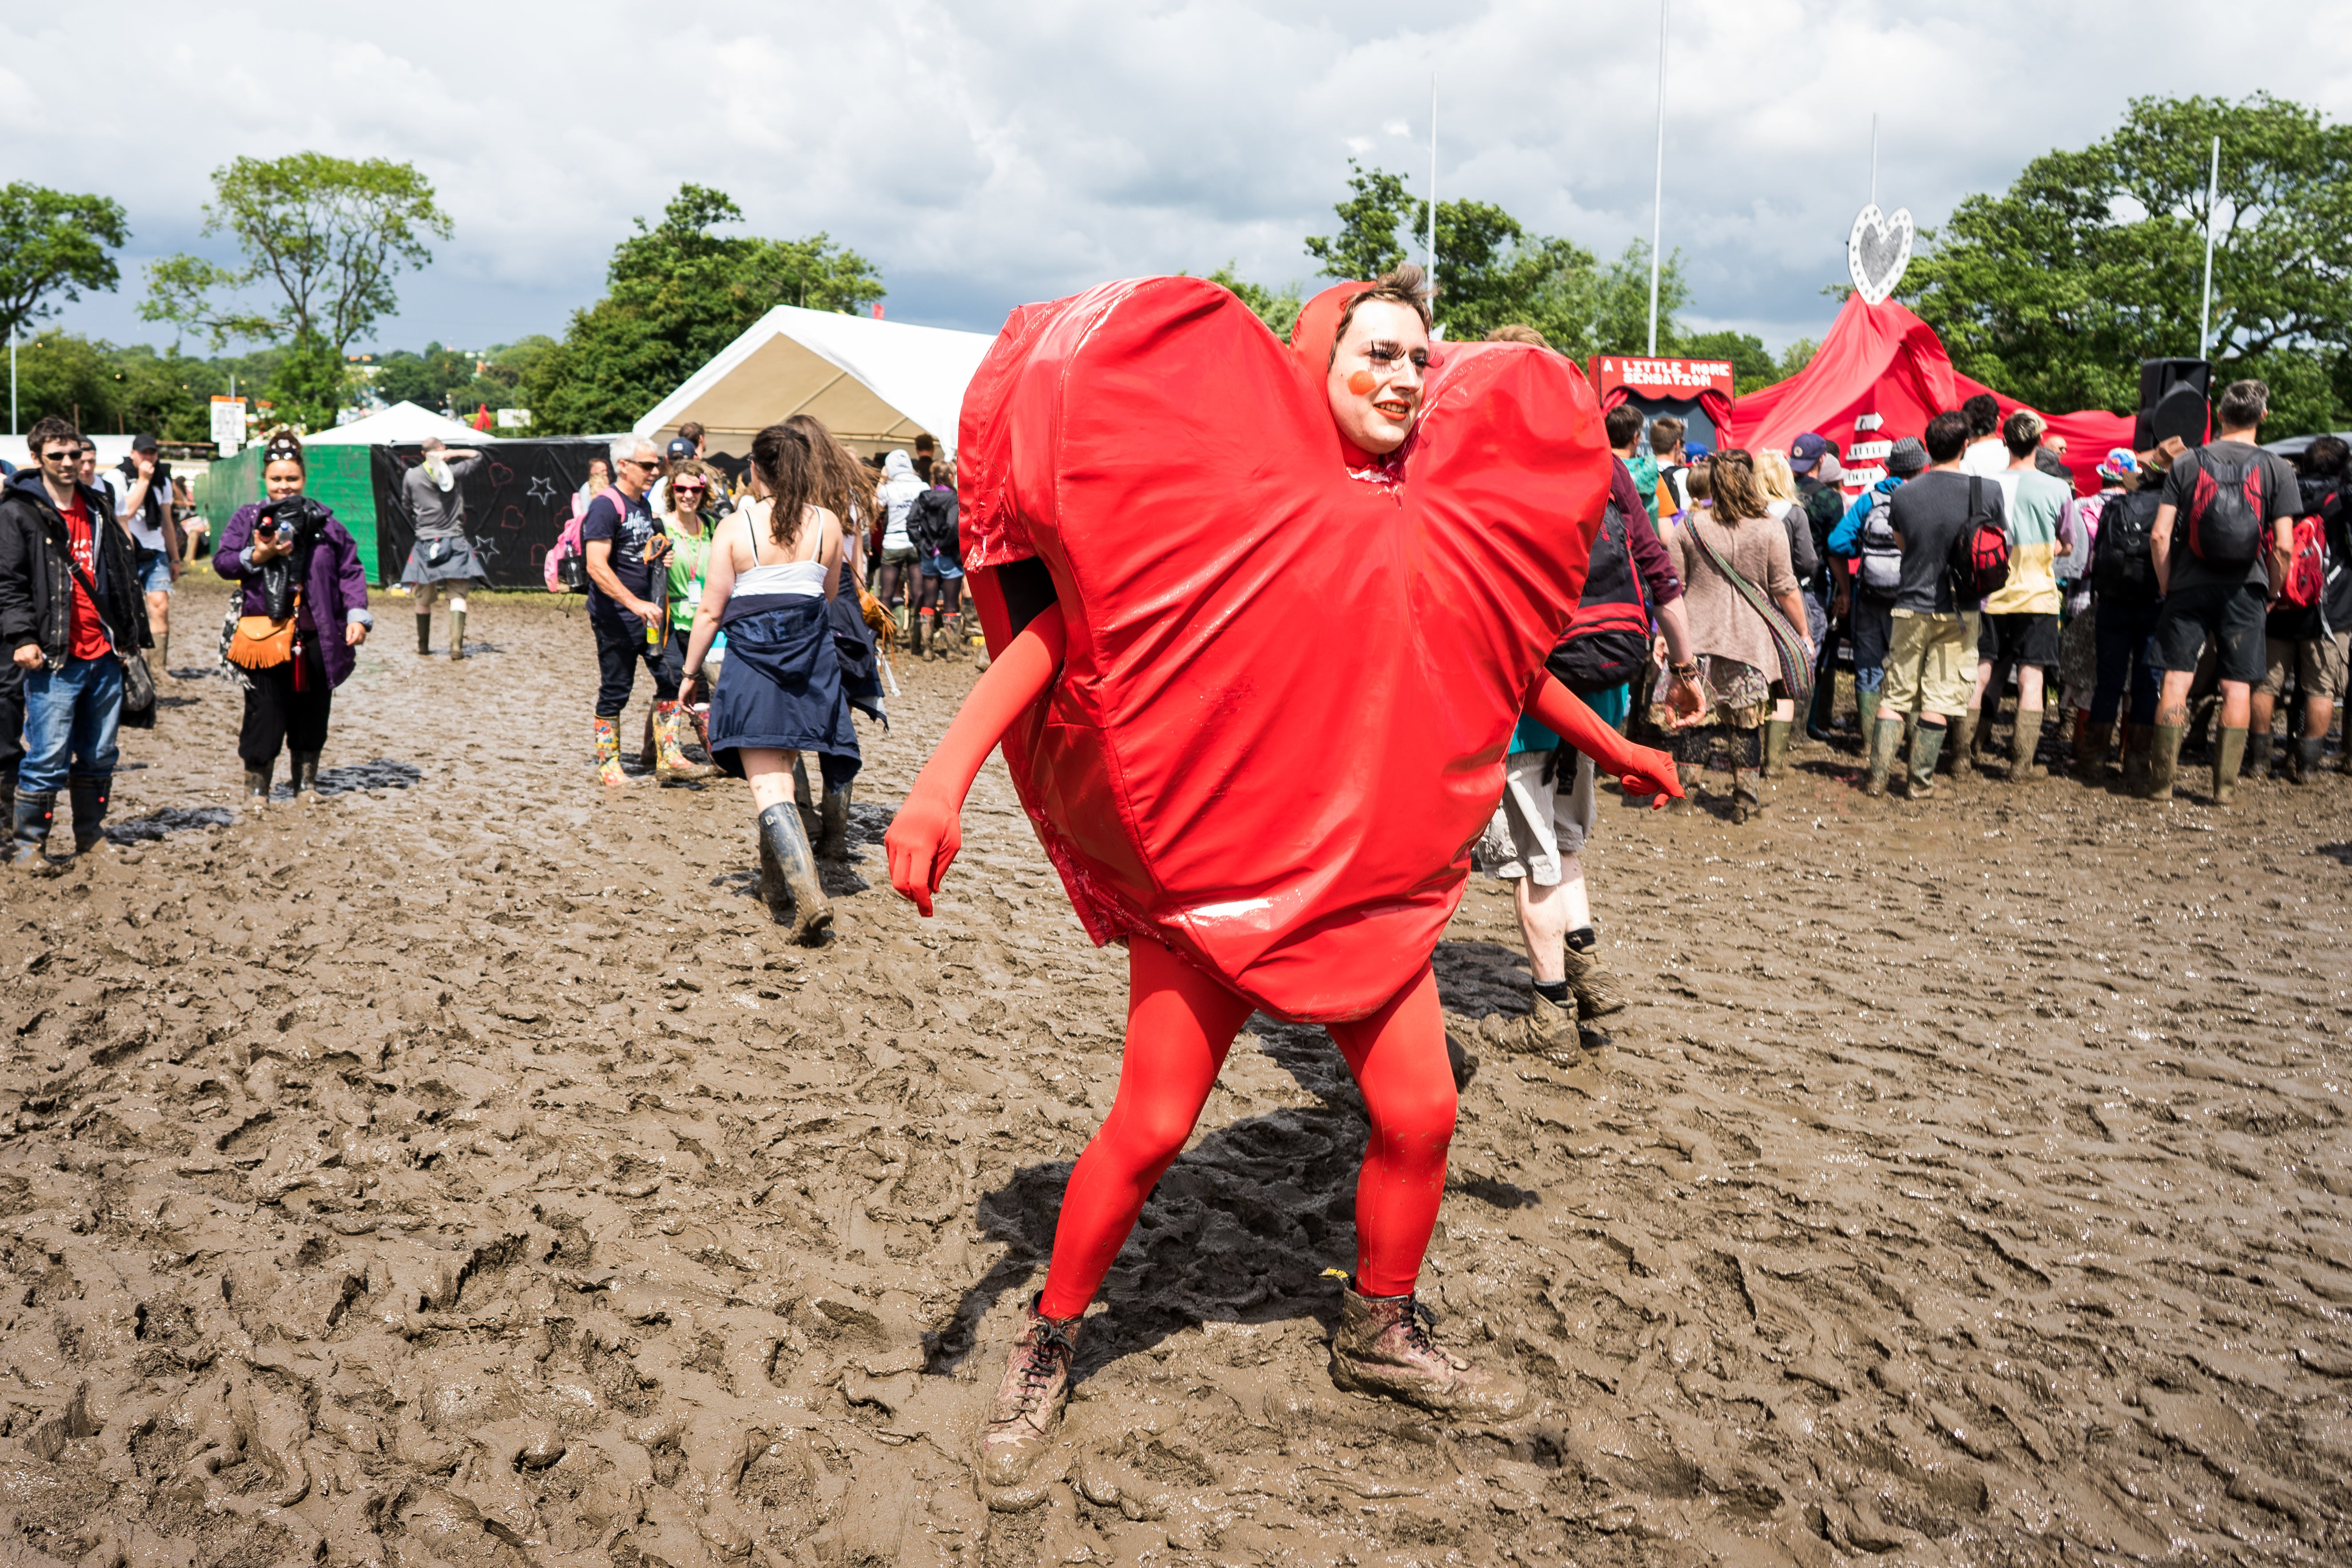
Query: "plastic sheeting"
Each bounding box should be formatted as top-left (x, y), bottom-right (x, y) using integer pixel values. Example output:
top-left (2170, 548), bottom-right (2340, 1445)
top-left (1723, 295), bottom-right (2133, 495)
top-left (305, 401), bottom-right (500, 448)
top-left (956, 277), bottom-right (1611, 1023)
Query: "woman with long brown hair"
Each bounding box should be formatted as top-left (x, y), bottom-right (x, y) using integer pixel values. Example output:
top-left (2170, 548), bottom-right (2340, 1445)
top-left (1662, 448), bottom-right (1811, 823)
top-left (677, 423), bottom-right (853, 943)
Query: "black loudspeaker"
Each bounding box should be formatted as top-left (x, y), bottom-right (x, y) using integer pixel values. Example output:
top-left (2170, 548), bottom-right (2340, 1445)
top-left (2132, 358), bottom-right (2210, 451)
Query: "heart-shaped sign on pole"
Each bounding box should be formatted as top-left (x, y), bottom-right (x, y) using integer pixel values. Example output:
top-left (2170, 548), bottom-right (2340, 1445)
top-left (1847, 203), bottom-right (1914, 305)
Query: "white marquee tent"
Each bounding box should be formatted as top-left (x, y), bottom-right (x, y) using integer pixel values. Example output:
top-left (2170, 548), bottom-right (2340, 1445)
top-left (303, 401), bottom-right (496, 447)
top-left (634, 306), bottom-right (996, 458)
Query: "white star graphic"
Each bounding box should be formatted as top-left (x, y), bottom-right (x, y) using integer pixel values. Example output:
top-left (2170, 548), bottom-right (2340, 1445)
top-left (526, 474), bottom-right (560, 505)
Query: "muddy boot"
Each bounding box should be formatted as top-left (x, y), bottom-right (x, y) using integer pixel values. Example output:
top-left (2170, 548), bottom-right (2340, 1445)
top-left (2290, 736), bottom-right (2324, 785)
top-left (244, 757), bottom-right (275, 809)
top-left (1731, 766), bottom-right (1762, 824)
top-left (0, 770), bottom-right (13, 828)
top-left (977, 1295), bottom-right (1081, 1488)
top-left (2211, 725), bottom-right (2247, 808)
top-left (66, 774), bottom-right (109, 854)
top-left (2007, 707), bottom-right (2045, 781)
top-left (448, 608), bottom-right (466, 660)
top-left (1477, 986), bottom-right (1573, 1054)
top-left (2120, 723), bottom-right (2153, 795)
top-left (2075, 716), bottom-right (2116, 782)
top-left (288, 751), bottom-right (321, 801)
top-left (1761, 718), bottom-right (1790, 778)
top-left (2142, 723), bottom-right (2185, 802)
top-left (814, 784), bottom-right (853, 862)
top-left (653, 700), bottom-right (720, 783)
top-left (1855, 684), bottom-right (1884, 744)
top-left (11, 791), bottom-right (55, 866)
top-left (2243, 730), bottom-right (2273, 784)
top-left (1668, 762), bottom-right (1702, 813)
top-left (757, 802), bottom-right (834, 945)
top-left (1864, 715), bottom-right (1902, 798)
top-left (1906, 723), bottom-right (1947, 800)
top-left (1947, 710), bottom-right (1977, 778)
top-left (1328, 1282), bottom-right (1523, 1419)
top-left (1561, 929), bottom-right (1628, 1019)
top-left (593, 715), bottom-right (629, 787)
top-left (909, 611), bottom-right (927, 659)
top-left (415, 614), bottom-right (432, 656)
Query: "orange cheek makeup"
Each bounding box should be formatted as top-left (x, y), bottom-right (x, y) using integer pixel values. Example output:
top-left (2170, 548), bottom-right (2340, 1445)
top-left (1347, 371), bottom-right (1378, 396)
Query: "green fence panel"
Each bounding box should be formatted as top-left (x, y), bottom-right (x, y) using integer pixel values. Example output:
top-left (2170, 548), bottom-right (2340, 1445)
top-left (192, 444), bottom-right (380, 582)
top-left (196, 446), bottom-right (262, 531)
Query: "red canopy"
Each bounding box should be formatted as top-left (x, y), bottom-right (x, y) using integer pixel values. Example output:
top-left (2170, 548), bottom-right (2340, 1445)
top-left (1721, 294), bottom-right (2131, 496)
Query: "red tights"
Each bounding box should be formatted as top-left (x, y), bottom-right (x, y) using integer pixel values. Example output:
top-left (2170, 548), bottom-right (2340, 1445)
top-left (1035, 939), bottom-right (1457, 1319)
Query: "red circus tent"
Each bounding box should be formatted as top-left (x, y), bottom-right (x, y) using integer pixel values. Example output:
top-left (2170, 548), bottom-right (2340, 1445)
top-left (1721, 294), bottom-right (2132, 497)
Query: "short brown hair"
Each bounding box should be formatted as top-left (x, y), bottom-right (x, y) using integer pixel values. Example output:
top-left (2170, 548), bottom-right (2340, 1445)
top-left (679, 421), bottom-right (707, 446)
top-left (1648, 416), bottom-right (1685, 456)
top-left (1484, 323), bottom-right (1550, 348)
top-left (26, 416), bottom-right (78, 457)
top-left (1603, 403), bottom-right (1644, 448)
top-left (1328, 264), bottom-right (1433, 364)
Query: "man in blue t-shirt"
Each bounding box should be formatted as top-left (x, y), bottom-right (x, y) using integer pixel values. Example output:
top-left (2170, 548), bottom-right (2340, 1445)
top-left (582, 434), bottom-right (680, 785)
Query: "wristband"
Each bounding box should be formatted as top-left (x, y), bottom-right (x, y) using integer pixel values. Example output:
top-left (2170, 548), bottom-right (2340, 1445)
top-left (1671, 660), bottom-right (1699, 679)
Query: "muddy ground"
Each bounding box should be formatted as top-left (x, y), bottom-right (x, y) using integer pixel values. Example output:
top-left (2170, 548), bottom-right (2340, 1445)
top-left (1, 577), bottom-right (2348, 1568)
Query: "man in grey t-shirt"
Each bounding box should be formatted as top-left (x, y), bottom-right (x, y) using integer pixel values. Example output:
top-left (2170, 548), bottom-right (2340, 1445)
top-left (399, 436), bottom-right (484, 657)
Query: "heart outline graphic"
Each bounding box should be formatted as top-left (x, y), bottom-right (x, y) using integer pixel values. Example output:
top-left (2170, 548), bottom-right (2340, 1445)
top-left (1847, 204), bottom-right (1915, 306)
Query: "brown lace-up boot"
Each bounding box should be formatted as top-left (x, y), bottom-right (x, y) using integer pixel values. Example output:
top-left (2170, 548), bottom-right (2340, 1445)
top-left (1328, 1282), bottom-right (1523, 1419)
top-left (978, 1295), bottom-right (1082, 1488)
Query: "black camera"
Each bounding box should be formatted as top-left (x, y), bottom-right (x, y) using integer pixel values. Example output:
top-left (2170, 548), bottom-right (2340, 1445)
top-left (257, 495), bottom-right (328, 545)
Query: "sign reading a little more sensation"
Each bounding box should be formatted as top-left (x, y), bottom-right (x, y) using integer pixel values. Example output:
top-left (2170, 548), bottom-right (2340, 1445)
top-left (1590, 358), bottom-right (1736, 399)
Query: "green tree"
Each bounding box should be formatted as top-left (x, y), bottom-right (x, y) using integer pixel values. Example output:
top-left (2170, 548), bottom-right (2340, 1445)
top-left (1902, 92), bottom-right (2352, 434)
top-left (142, 152), bottom-right (452, 431)
top-left (1304, 161), bottom-right (1419, 281)
top-left (1676, 329), bottom-right (1778, 393)
top-left (0, 184), bottom-right (129, 348)
top-left (1204, 264), bottom-right (1304, 341)
top-left (525, 185), bottom-right (884, 435)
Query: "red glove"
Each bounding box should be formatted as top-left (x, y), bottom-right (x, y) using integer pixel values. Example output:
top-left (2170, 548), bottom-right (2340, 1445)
top-left (886, 601), bottom-right (1068, 915)
top-left (1525, 672), bottom-right (1682, 806)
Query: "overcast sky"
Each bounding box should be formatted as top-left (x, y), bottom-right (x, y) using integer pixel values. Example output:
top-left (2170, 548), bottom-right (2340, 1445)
top-left (8, 1), bottom-right (2347, 362)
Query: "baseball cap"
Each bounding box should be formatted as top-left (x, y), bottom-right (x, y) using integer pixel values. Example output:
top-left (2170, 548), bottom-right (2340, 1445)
top-left (1789, 432), bottom-right (1829, 473)
top-left (130, 432), bottom-right (160, 453)
top-left (2096, 447), bottom-right (2140, 483)
top-left (1885, 436), bottom-right (1928, 478)
top-left (665, 436), bottom-right (697, 460)
top-left (1684, 440), bottom-right (1711, 460)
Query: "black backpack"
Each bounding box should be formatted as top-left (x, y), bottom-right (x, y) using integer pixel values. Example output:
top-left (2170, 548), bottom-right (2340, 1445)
top-left (1545, 499), bottom-right (1652, 694)
top-left (907, 488), bottom-right (960, 560)
top-left (2094, 488), bottom-right (2162, 599)
top-left (2182, 448), bottom-right (2269, 568)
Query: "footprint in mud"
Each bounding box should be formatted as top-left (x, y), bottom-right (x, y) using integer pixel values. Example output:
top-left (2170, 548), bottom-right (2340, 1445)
top-left (275, 758), bottom-right (425, 799)
top-left (103, 805), bottom-right (236, 844)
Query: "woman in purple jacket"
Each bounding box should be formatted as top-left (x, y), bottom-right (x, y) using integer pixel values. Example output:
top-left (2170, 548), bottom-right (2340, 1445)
top-left (214, 435), bottom-right (373, 802)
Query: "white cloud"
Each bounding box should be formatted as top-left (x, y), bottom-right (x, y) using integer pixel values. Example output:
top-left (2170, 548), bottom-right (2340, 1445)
top-left (12, 0), bottom-right (2348, 360)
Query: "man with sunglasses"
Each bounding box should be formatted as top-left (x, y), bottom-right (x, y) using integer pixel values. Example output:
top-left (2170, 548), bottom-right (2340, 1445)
top-left (581, 435), bottom-right (679, 785)
top-left (0, 418), bottom-right (148, 862)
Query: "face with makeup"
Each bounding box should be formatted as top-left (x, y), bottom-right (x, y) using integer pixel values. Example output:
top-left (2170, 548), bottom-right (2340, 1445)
top-left (1325, 299), bottom-right (1429, 456)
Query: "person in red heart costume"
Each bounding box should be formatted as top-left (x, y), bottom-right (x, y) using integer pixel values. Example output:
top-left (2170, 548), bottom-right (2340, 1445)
top-left (885, 267), bottom-right (1680, 1484)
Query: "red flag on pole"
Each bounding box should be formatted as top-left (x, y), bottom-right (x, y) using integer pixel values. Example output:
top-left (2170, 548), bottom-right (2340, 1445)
top-left (871, 303), bottom-right (884, 320)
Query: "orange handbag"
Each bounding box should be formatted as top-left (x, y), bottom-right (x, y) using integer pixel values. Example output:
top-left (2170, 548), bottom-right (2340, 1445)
top-left (228, 588), bottom-right (300, 670)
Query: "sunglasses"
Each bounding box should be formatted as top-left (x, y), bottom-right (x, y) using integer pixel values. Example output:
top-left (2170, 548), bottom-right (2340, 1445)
top-left (672, 483), bottom-right (708, 495)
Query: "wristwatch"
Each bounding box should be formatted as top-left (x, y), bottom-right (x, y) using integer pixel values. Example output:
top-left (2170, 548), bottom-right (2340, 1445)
top-left (1670, 660), bottom-right (1700, 680)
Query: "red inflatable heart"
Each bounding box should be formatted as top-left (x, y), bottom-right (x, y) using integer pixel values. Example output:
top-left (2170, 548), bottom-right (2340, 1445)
top-left (957, 277), bottom-right (1609, 1023)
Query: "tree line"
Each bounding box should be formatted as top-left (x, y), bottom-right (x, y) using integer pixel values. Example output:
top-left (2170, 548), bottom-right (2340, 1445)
top-left (3, 91), bottom-right (2345, 444)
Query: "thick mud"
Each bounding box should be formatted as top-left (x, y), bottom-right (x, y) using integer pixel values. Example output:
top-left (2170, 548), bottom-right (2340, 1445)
top-left (2, 577), bottom-right (2348, 1567)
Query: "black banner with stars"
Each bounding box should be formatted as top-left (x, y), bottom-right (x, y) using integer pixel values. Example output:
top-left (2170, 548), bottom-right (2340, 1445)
top-left (368, 439), bottom-right (613, 588)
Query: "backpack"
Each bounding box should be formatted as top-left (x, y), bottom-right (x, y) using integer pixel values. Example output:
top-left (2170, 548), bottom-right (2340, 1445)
top-left (2276, 511), bottom-right (2326, 611)
top-left (546, 486), bottom-right (614, 593)
top-left (1856, 487), bottom-right (1903, 597)
top-left (1545, 499), bottom-right (1651, 694)
top-left (2094, 488), bottom-right (2161, 598)
top-left (2182, 447), bottom-right (2269, 568)
top-left (907, 487), bottom-right (960, 560)
top-left (1947, 476), bottom-right (2010, 601)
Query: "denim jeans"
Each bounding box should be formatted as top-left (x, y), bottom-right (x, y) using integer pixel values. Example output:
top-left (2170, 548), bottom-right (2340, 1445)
top-left (20, 655), bottom-right (122, 796)
top-left (2092, 594), bottom-right (2163, 727)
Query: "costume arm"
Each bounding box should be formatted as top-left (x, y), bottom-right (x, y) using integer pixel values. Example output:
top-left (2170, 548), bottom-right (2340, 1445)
top-left (1525, 672), bottom-right (1681, 802)
top-left (886, 600), bottom-right (1068, 914)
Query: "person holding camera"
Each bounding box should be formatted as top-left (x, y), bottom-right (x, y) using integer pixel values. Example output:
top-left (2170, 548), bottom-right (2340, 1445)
top-left (215, 435), bottom-right (373, 803)
top-left (102, 433), bottom-right (182, 674)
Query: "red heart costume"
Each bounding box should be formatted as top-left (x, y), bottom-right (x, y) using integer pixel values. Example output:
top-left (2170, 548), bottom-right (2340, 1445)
top-left (956, 276), bottom-right (1614, 1023)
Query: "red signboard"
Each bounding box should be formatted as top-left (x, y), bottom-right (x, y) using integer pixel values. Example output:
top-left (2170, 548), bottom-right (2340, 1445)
top-left (1587, 356), bottom-right (1736, 399)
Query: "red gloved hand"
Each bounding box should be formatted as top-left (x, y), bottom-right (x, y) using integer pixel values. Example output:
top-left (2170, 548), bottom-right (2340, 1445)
top-left (884, 601), bottom-right (1068, 916)
top-left (1525, 672), bottom-right (1683, 808)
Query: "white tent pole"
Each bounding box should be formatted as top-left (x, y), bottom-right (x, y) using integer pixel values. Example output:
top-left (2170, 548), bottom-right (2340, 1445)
top-left (2199, 133), bottom-right (2220, 361)
top-left (1870, 113), bottom-right (1877, 208)
top-left (1646, 0), bottom-right (1667, 357)
top-left (1427, 73), bottom-right (1439, 298)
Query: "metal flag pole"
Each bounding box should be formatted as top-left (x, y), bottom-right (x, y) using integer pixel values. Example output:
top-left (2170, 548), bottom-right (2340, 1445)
top-left (1427, 74), bottom-right (1439, 299)
top-left (8, 329), bottom-right (15, 438)
top-left (1870, 113), bottom-right (1878, 208)
top-left (1646, 0), bottom-right (1667, 356)
top-left (2199, 133), bottom-right (2220, 360)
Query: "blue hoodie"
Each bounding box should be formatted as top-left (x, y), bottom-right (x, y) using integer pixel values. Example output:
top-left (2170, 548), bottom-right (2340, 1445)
top-left (1829, 474), bottom-right (1907, 558)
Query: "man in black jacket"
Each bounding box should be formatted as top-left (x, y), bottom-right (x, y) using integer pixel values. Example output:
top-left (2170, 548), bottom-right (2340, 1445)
top-left (0, 417), bottom-right (149, 863)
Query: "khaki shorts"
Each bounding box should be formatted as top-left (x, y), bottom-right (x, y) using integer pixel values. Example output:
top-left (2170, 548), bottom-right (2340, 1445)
top-left (1880, 609), bottom-right (1980, 720)
top-left (2259, 632), bottom-right (2351, 701)
top-left (1480, 747), bottom-right (1596, 888)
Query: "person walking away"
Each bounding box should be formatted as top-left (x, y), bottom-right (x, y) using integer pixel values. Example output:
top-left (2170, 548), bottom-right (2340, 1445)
top-left (1623, 415), bottom-right (1663, 527)
top-left (1866, 412), bottom-right (2000, 798)
top-left (213, 435), bottom-right (372, 802)
top-left (2253, 435), bottom-right (2348, 784)
top-left (908, 460), bottom-right (964, 658)
top-left (1664, 450), bottom-right (1809, 822)
top-left (783, 413), bottom-right (889, 856)
top-left (2144, 379), bottom-right (2301, 806)
top-left (400, 436), bottom-right (485, 657)
top-left (676, 422), bottom-right (853, 943)
top-left (2054, 450), bottom-right (2116, 770)
top-left (103, 433), bottom-right (181, 675)
top-left (912, 432), bottom-right (937, 484)
top-left (1472, 389), bottom-right (1701, 1050)
top-left (1792, 433), bottom-right (1848, 739)
top-left (2079, 451), bottom-right (2166, 786)
top-left (645, 460), bottom-right (722, 780)
top-left (0, 418), bottom-right (148, 864)
top-left (1829, 437), bottom-right (1927, 756)
top-left (1963, 411), bottom-right (2071, 779)
top-left (1754, 449), bottom-right (1821, 775)
top-left (875, 449), bottom-right (926, 634)
top-left (582, 435), bottom-right (682, 786)
top-left (1957, 393), bottom-right (2006, 479)
top-left (1648, 417), bottom-right (1691, 520)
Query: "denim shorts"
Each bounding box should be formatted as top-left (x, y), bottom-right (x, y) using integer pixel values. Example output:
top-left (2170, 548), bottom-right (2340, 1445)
top-left (135, 549), bottom-right (172, 595)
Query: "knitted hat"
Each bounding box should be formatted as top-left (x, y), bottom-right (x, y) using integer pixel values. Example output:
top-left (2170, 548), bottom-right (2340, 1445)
top-left (1885, 436), bottom-right (1928, 477)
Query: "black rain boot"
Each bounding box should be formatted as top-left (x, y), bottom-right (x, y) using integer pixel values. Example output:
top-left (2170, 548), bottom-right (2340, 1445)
top-left (11, 791), bottom-right (55, 867)
top-left (2075, 716), bottom-right (2116, 782)
top-left (756, 802), bottom-right (834, 946)
top-left (289, 751), bottom-right (321, 800)
top-left (2290, 736), bottom-right (2324, 785)
top-left (416, 613), bottom-right (432, 656)
top-left (2243, 730), bottom-right (2273, 784)
top-left (814, 783), bottom-right (852, 862)
top-left (66, 774), bottom-right (108, 855)
top-left (244, 756), bottom-right (275, 809)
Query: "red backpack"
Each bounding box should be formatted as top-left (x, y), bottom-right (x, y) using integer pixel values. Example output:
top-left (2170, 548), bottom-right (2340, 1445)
top-left (1947, 476), bottom-right (2010, 601)
top-left (2184, 448), bottom-right (2269, 568)
top-left (2275, 507), bottom-right (2327, 611)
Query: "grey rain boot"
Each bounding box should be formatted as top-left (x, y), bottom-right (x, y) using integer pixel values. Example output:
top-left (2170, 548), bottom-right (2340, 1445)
top-left (1907, 723), bottom-right (1948, 800)
top-left (11, 791), bottom-right (55, 866)
top-left (244, 757), bottom-right (275, 809)
top-left (1328, 1283), bottom-right (1524, 1418)
top-left (814, 783), bottom-right (852, 862)
top-left (289, 751), bottom-right (321, 801)
top-left (757, 802), bottom-right (834, 945)
top-left (448, 608), bottom-right (466, 660)
top-left (1864, 715), bottom-right (1903, 798)
top-left (2008, 707), bottom-right (2046, 782)
top-left (66, 774), bottom-right (108, 854)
